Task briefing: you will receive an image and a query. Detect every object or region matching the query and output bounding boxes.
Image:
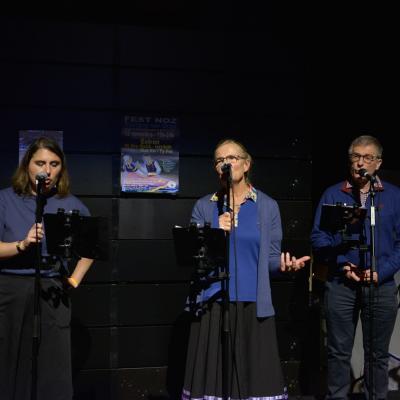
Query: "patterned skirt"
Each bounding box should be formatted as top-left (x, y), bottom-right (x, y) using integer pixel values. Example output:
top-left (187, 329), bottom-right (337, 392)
top-left (182, 301), bottom-right (287, 400)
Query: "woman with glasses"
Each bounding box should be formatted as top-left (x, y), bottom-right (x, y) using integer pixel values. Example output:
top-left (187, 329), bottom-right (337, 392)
top-left (311, 135), bottom-right (400, 399)
top-left (181, 138), bottom-right (310, 400)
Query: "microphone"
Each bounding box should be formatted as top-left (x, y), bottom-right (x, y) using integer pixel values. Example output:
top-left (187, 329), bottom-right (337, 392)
top-left (358, 168), bottom-right (376, 183)
top-left (35, 172), bottom-right (47, 222)
top-left (35, 172), bottom-right (48, 182)
top-left (35, 172), bottom-right (48, 197)
top-left (221, 163), bottom-right (231, 175)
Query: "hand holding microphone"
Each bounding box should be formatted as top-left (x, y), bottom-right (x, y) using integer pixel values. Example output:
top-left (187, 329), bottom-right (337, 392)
top-left (219, 212), bottom-right (232, 232)
top-left (17, 223), bottom-right (44, 252)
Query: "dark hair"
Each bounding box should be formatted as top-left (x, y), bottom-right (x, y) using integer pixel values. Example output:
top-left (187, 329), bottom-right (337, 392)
top-left (348, 135), bottom-right (383, 158)
top-left (12, 136), bottom-right (70, 197)
top-left (214, 138), bottom-right (253, 183)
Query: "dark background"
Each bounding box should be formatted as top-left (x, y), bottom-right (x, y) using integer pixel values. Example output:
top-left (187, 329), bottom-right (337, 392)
top-left (1, 3), bottom-right (399, 399)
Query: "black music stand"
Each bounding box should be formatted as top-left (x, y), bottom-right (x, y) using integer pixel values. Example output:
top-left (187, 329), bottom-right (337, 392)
top-left (173, 224), bottom-right (233, 398)
top-left (43, 209), bottom-right (108, 262)
top-left (320, 203), bottom-right (367, 249)
top-left (173, 223), bottom-right (226, 274)
top-left (320, 202), bottom-right (377, 398)
top-left (320, 203), bottom-right (366, 233)
top-left (27, 210), bottom-right (108, 400)
top-left (173, 223), bottom-right (227, 313)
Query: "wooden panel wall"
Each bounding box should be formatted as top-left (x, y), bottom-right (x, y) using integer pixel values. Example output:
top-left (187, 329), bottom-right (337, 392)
top-left (0, 14), bottom-right (313, 399)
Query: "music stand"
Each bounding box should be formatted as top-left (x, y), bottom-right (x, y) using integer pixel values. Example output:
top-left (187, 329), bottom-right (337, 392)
top-left (43, 209), bottom-right (109, 262)
top-left (320, 203), bottom-right (367, 248)
top-left (173, 223), bottom-right (226, 274)
top-left (320, 203), bottom-right (366, 232)
top-left (320, 202), bottom-right (377, 398)
top-left (26, 210), bottom-right (108, 399)
top-left (173, 223), bottom-right (233, 399)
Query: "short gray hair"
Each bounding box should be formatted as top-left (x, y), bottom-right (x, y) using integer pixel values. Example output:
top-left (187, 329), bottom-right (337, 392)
top-left (348, 135), bottom-right (383, 158)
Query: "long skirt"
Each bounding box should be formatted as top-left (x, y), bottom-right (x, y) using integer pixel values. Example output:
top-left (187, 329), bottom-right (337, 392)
top-left (182, 301), bottom-right (287, 400)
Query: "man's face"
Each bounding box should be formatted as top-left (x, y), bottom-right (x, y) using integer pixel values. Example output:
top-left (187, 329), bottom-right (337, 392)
top-left (349, 144), bottom-right (382, 185)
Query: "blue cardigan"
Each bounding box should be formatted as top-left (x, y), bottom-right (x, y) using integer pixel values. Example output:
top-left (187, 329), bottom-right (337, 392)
top-left (311, 180), bottom-right (400, 284)
top-left (191, 189), bottom-right (282, 318)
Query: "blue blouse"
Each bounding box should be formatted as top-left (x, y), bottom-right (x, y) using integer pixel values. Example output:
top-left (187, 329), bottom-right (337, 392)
top-left (202, 197), bottom-right (260, 302)
top-left (0, 187), bottom-right (90, 276)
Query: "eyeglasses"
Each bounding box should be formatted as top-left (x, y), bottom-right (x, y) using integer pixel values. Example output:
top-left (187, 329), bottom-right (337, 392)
top-left (349, 153), bottom-right (381, 164)
top-left (214, 155), bottom-right (246, 166)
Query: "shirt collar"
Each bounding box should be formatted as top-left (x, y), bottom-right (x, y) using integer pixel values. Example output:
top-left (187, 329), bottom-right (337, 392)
top-left (210, 185), bottom-right (257, 202)
top-left (341, 175), bottom-right (384, 193)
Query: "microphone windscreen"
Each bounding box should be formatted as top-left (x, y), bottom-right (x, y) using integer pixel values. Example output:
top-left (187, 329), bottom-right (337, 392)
top-left (35, 172), bottom-right (48, 181)
top-left (358, 168), bottom-right (367, 177)
top-left (221, 163), bottom-right (231, 174)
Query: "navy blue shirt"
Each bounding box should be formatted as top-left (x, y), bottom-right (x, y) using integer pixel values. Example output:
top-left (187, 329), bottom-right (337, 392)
top-left (311, 179), bottom-right (400, 284)
top-left (0, 187), bottom-right (90, 276)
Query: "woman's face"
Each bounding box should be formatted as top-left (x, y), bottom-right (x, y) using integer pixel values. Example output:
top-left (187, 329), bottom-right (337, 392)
top-left (28, 148), bottom-right (62, 194)
top-left (214, 142), bottom-right (250, 184)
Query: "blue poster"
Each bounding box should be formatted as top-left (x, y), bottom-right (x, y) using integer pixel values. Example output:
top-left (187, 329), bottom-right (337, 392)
top-left (120, 116), bottom-right (179, 194)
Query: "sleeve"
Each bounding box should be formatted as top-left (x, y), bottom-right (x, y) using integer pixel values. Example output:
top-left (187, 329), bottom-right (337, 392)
top-left (190, 198), bottom-right (206, 226)
top-left (310, 188), bottom-right (350, 267)
top-left (80, 203), bottom-right (90, 217)
top-left (0, 191), bottom-right (5, 239)
top-left (75, 197), bottom-right (91, 217)
top-left (377, 191), bottom-right (400, 282)
top-left (268, 199), bottom-right (283, 275)
top-left (310, 190), bottom-right (335, 250)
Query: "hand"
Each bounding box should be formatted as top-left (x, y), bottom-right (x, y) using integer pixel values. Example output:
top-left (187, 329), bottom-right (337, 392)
top-left (67, 276), bottom-right (79, 288)
top-left (61, 276), bottom-right (78, 291)
top-left (360, 268), bottom-right (378, 283)
top-left (218, 212), bottom-right (232, 232)
top-left (21, 223), bottom-right (44, 250)
top-left (343, 262), bottom-right (361, 281)
top-left (280, 252), bottom-right (310, 272)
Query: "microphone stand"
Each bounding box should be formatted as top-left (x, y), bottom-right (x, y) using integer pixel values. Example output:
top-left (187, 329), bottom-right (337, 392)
top-left (367, 177), bottom-right (377, 400)
top-left (222, 166), bottom-right (232, 400)
top-left (31, 180), bottom-right (45, 400)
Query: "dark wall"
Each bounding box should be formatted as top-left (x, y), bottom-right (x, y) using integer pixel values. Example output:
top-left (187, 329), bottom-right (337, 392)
top-left (0, 10), bottom-right (314, 399)
top-left (310, 4), bottom-right (400, 203)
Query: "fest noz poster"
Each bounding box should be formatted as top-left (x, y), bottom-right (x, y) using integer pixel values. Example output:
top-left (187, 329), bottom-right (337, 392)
top-left (121, 116), bottom-right (179, 194)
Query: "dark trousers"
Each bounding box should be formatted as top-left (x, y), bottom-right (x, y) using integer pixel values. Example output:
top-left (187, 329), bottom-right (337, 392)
top-left (0, 274), bottom-right (72, 400)
top-left (324, 279), bottom-right (398, 400)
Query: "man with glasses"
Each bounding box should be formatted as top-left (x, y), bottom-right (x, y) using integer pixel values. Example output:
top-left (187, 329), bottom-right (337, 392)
top-left (311, 135), bottom-right (400, 399)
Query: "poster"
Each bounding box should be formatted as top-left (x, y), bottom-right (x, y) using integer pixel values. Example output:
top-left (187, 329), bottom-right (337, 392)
top-left (19, 130), bottom-right (63, 162)
top-left (120, 116), bottom-right (179, 194)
